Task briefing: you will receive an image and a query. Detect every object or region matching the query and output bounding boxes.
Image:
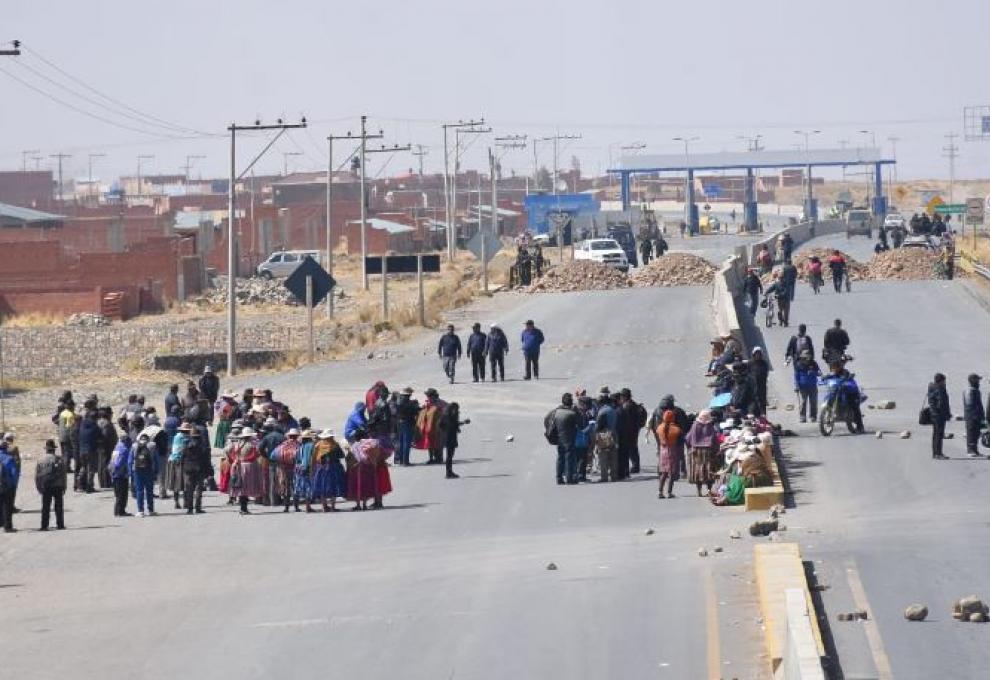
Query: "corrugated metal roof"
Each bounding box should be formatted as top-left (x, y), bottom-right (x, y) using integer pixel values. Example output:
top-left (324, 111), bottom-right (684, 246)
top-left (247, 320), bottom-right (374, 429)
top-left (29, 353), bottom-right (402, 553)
top-left (348, 217), bottom-right (416, 234)
top-left (0, 201), bottom-right (64, 224)
top-left (613, 148), bottom-right (894, 173)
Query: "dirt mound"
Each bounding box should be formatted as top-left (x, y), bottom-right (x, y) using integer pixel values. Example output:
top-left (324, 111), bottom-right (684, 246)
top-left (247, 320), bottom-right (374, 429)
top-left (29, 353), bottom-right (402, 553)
top-left (790, 248), bottom-right (869, 282)
top-left (866, 248), bottom-right (945, 281)
top-left (527, 260), bottom-right (630, 293)
top-left (631, 253), bottom-right (716, 287)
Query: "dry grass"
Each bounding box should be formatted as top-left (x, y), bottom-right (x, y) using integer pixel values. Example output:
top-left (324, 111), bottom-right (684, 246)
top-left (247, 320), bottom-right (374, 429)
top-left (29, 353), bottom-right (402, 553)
top-left (1, 310), bottom-right (67, 328)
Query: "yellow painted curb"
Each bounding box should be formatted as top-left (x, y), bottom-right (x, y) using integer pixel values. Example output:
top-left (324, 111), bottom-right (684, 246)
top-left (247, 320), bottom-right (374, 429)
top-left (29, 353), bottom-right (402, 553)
top-left (745, 438), bottom-right (785, 511)
top-left (754, 543), bottom-right (824, 674)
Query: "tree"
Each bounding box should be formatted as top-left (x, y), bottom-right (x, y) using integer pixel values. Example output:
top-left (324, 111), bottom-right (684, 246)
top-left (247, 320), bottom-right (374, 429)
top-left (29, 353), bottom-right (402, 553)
top-left (535, 166), bottom-right (551, 191)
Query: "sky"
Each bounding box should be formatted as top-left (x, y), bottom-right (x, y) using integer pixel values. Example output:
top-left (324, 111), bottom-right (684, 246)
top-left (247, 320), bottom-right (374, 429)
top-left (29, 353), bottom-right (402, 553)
top-left (3, 0), bottom-right (990, 185)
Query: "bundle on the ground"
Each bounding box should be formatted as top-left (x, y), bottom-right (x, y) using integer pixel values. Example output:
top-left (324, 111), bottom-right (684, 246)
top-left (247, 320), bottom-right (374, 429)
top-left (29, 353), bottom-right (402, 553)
top-left (631, 253), bottom-right (716, 287)
top-left (527, 261), bottom-right (630, 292)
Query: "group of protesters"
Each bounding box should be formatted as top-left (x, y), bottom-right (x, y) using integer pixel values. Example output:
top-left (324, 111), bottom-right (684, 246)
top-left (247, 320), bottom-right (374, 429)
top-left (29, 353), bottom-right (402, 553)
top-left (541, 330), bottom-right (776, 503)
top-left (0, 368), bottom-right (471, 531)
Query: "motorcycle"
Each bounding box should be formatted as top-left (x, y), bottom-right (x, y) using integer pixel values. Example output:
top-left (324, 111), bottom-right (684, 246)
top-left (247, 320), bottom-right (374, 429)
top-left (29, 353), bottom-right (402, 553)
top-left (818, 370), bottom-right (867, 436)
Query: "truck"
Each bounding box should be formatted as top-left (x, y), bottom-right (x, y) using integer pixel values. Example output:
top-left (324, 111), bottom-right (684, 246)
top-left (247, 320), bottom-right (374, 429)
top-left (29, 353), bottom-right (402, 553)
top-left (606, 222), bottom-right (638, 267)
top-left (845, 208), bottom-right (873, 239)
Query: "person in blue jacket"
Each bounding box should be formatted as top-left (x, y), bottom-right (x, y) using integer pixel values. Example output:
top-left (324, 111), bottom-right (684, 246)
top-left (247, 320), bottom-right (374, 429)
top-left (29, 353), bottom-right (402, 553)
top-left (521, 319), bottom-right (545, 380)
top-left (130, 433), bottom-right (160, 517)
top-left (344, 402), bottom-right (368, 444)
top-left (108, 435), bottom-right (133, 517)
top-left (0, 440), bottom-right (20, 532)
top-left (793, 350), bottom-right (822, 423)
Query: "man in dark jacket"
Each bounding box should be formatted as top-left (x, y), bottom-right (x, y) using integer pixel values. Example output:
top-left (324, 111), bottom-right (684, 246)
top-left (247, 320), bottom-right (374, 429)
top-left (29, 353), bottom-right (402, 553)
top-left (550, 393), bottom-right (579, 485)
top-left (521, 320), bottom-right (545, 380)
top-left (730, 362), bottom-right (757, 415)
top-left (76, 412), bottom-right (100, 493)
top-left (485, 324), bottom-right (508, 382)
top-left (794, 350), bottom-right (821, 423)
top-left (96, 407), bottom-right (118, 489)
top-left (616, 388), bottom-right (647, 478)
top-left (394, 388), bottom-right (420, 466)
top-left (438, 324), bottom-right (463, 384)
top-left (743, 268), bottom-right (763, 316)
top-left (466, 323), bottom-right (488, 383)
top-left (164, 384), bottom-right (180, 417)
top-left (35, 439), bottom-right (66, 531)
top-left (0, 440), bottom-right (20, 532)
top-left (182, 427), bottom-right (210, 513)
top-left (781, 260), bottom-right (798, 302)
top-left (927, 373), bottom-right (952, 460)
top-left (963, 373), bottom-right (985, 458)
top-left (198, 366), bottom-right (220, 423)
top-left (750, 347), bottom-right (770, 415)
top-left (785, 324), bottom-right (815, 365)
top-left (823, 319), bottom-right (850, 363)
top-left (780, 233), bottom-right (794, 262)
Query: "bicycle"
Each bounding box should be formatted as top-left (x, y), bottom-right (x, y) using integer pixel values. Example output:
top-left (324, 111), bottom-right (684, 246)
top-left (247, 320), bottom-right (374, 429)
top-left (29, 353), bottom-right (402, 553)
top-left (764, 295), bottom-right (776, 328)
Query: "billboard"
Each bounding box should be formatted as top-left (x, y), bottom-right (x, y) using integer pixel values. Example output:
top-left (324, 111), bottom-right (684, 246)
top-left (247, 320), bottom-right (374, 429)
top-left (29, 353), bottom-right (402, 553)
top-left (523, 193), bottom-right (599, 234)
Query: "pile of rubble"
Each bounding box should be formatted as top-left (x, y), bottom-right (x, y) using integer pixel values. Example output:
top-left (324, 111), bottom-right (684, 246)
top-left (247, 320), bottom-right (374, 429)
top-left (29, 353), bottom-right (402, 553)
top-left (194, 276), bottom-right (298, 306)
top-left (791, 248), bottom-right (869, 281)
top-left (865, 248), bottom-right (943, 281)
top-left (631, 253), bottom-right (716, 287)
top-left (65, 313), bottom-right (112, 327)
top-left (527, 261), bottom-right (630, 293)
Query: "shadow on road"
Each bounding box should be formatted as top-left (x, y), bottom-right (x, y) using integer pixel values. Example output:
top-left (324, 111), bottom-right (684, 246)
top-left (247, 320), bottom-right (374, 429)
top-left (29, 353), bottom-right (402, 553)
top-left (805, 560), bottom-right (845, 680)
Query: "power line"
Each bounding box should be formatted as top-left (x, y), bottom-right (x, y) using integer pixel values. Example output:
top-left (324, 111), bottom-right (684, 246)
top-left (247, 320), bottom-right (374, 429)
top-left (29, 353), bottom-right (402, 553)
top-left (21, 44), bottom-right (212, 136)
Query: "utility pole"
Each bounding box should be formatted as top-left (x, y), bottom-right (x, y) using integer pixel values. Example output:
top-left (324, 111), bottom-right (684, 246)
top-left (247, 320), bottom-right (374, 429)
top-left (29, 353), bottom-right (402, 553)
top-left (365, 140), bottom-right (412, 315)
top-left (943, 133), bottom-right (959, 204)
top-left (282, 151), bottom-right (303, 176)
top-left (355, 116), bottom-right (384, 290)
top-left (49, 153), bottom-right (71, 204)
top-left (325, 131), bottom-right (354, 318)
top-left (182, 154), bottom-right (205, 182)
top-left (412, 144), bottom-right (429, 177)
top-left (441, 119), bottom-right (485, 261)
top-left (136, 154), bottom-right (154, 200)
top-left (21, 149), bottom-right (38, 172)
top-left (226, 118), bottom-right (307, 376)
top-left (87, 153), bottom-right (106, 206)
top-left (488, 135), bottom-right (527, 291)
top-left (539, 133), bottom-right (582, 195)
top-left (452, 123), bottom-right (491, 260)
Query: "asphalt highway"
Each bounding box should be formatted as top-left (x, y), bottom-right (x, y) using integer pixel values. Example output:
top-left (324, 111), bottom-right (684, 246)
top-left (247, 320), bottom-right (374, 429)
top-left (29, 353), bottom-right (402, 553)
top-left (755, 232), bottom-right (990, 679)
top-left (0, 285), bottom-right (771, 680)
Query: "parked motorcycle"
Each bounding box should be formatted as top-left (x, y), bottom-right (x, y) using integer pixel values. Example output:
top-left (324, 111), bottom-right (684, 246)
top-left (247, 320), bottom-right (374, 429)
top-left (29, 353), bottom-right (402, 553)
top-left (819, 370), bottom-right (867, 436)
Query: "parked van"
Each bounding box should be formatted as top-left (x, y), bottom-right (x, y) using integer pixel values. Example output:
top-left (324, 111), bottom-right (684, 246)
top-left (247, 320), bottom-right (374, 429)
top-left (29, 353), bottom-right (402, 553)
top-left (256, 250), bottom-right (321, 279)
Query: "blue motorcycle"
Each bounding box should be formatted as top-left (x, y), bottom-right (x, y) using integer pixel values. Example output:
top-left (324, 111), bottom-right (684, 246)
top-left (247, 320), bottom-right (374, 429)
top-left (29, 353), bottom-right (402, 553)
top-left (819, 372), bottom-right (867, 436)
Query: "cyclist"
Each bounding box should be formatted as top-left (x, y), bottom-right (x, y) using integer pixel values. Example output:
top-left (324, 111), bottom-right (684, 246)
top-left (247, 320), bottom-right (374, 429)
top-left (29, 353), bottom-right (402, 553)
top-left (763, 272), bottom-right (791, 327)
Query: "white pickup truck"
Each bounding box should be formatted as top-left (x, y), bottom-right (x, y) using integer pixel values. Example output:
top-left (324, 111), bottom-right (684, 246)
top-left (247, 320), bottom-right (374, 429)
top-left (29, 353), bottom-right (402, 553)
top-left (574, 238), bottom-right (630, 272)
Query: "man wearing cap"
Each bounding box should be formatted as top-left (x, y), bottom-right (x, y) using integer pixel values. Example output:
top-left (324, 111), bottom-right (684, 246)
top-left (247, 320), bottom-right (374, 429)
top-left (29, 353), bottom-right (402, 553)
top-left (963, 373), bottom-right (985, 459)
top-left (130, 433), bottom-right (159, 517)
top-left (35, 439), bottom-right (67, 530)
top-left (438, 324), bottom-right (463, 384)
top-left (395, 387), bottom-right (420, 466)
top-left (927, 373), bottom-right (952, 460)
top-left (485, 324), bottom-right (509, 382)
top-left (466, 323), bottom-right (488, 383)
top-left (521, 320), bottom-right (545, 381)
top-left (167, 422), bottom-right (191, 509)
top-left (182, 425), bottom-right (210, 514)
top-left (198, 365), bottom-right (220, 415)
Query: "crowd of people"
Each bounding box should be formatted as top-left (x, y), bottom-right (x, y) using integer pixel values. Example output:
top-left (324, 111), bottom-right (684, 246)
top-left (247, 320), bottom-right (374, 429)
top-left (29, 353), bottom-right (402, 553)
top-left (0, 372), bottom-right (473, 532)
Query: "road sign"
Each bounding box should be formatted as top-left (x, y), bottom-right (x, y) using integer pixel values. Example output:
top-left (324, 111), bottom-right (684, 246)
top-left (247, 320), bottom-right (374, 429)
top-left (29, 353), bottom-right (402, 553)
top-left (466, 231), bottom-right (502, 264)
top-left (925, 195), bottom-right (944, 214)
top-left (284, 256), bottom-right (335, 307)
top-left (934, 203), bottom-right (966, 215)
top-left (967, 197), bottom-right (985, 224)
top-left (365, 254), bottom-right (441, 275)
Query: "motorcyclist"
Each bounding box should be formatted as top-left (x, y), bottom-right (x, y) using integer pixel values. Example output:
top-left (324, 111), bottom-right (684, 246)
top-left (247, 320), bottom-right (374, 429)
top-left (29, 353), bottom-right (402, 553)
top-left (827, 250), bottom-right (846, 293)
top-left (763, 272), bottom-right (791, 327)
top-left (822, 318), bottom-right (850, 365)
top-left (826, 358), bottom-right (865, 434)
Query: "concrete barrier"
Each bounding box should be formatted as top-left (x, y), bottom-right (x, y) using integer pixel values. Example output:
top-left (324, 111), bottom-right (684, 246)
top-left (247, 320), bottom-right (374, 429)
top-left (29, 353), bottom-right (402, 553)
top-left (753, 543), bottom-right (825, 678)
top-left (749, 219), bottom-right (847, 266)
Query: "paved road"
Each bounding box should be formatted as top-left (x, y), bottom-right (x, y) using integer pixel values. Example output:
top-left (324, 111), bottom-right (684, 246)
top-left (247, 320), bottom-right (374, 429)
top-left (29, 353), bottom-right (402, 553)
top-left (0, 287), bottom-right (769, 680)
top-left (754, 236), bottom-right (990, 679)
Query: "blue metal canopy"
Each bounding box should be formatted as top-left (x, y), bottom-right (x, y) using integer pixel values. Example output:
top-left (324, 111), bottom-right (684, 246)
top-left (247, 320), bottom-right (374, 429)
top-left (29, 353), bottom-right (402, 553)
top-left (609, 147), bottom-right (894, 174)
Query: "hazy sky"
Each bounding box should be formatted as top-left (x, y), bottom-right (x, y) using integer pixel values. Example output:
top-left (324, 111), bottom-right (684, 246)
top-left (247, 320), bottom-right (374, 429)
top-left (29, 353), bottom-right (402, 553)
top-left (4, 0), bottom-right (989, 185)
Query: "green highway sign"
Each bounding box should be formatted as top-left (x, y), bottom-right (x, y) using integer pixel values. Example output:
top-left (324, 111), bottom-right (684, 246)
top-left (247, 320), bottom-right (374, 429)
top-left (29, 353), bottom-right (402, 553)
top-left (934, 203), bottom-right (966, 215)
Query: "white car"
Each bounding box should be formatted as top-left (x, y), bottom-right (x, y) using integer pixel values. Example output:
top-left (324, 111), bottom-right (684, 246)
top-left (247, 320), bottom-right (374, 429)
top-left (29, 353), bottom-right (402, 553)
top-left (256, 250), bottom-right (322, 279)
top-left (884, 213), bottom-right (906, 229)
top-left (574, 238), bottom-right (629, 272)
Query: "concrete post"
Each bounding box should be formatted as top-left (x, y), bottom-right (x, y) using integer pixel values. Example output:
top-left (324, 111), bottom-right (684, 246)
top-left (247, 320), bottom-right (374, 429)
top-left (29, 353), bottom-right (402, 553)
top-left (685, 169), bottom-right (699, 234)
top-left (620, 172), bottom-right (631, 210)
top-left (871, 161), bottom-right (887, 218)
top-left (744, 167), bottom-right (759, 232)
top-left (803, 165), bottom-right (818, 222)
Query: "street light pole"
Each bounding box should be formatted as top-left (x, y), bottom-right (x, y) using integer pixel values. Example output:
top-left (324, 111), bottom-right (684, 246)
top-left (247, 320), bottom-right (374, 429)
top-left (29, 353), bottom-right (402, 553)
top-left (441, 119), bottom-right (486, 261)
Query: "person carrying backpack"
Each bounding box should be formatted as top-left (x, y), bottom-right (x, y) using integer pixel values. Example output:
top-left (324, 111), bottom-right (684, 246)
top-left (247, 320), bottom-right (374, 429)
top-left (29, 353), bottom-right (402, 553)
top-left (594, 392), bottom-right (619, 482)
top-left (35, 439), bottom-right (67, 530)
top-left (130, 433), bottom-right (159, 517)
top-left (0, 439), bottom-right (20, 532)
top-left (108, 435), bottom-right (133, 517)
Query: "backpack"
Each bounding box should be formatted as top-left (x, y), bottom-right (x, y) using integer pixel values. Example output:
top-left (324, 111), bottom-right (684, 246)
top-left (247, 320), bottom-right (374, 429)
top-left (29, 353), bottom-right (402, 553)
top-left (543, 409), bottom-right (560, 445)
top-left (635, 403), bottom-right (648, 429)
top-left (134, 443), bottom-right (153, 472)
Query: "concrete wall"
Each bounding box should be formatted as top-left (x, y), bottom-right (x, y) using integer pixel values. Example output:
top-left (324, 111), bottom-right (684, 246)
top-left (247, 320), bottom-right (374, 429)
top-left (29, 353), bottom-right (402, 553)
top-left (748, 219), bottom-right (846, 266)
